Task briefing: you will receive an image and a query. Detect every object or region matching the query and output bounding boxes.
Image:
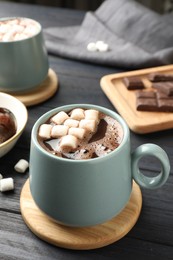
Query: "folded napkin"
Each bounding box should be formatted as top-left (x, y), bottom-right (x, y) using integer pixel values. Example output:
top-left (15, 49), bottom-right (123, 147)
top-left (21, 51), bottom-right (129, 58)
top-left (44, 0), bottom-right (173, 69)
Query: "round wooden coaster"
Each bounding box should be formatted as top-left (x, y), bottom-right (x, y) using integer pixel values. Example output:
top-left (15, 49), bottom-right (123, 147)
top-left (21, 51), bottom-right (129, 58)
top-left (20, 179), bottom-right (142, 250)
top-left (12, 68), bottom-right (58, 106)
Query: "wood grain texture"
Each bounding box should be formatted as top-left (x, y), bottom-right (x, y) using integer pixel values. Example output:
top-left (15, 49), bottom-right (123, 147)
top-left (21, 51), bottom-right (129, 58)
top-left (20, 179), bottom-right (142, 250)
top-left (100, 64), bottom-right (173, 134)
top-left (11, 68), bottom-right (58, 106)
top-left (0, 1), bottom-right (172, 260)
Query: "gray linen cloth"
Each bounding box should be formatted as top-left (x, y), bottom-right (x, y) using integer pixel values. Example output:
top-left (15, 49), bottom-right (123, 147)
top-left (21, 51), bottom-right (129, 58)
top-left (44, 0), bottom-right (173, 69)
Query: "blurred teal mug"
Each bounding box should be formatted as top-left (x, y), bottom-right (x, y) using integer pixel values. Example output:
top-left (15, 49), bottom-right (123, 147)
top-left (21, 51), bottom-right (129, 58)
top-left (0, 17), bottom-right (49, 92)
top-left (29, 104), bottom-right (170, 227)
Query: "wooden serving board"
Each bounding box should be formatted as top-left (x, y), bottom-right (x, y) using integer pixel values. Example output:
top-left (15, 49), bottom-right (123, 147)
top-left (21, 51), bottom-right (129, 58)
top-left (100, 64), bottom-right (173, 134)
top-left (20, 179), bottom-right (142, 250)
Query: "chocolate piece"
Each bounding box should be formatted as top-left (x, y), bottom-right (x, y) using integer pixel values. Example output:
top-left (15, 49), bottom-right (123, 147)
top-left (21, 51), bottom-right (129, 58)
top-left (136, 97), bottom-right (158, 111)
top-left (152, 82), bottom-right (173, 96)
top-left (157, 99), bottom-right (173, 112)
top-left (136, 90), bottom-right (173, 112)
top-left (149, 73), bottom-right (173, 82)
top-left (122, 77), bottom-right (145, 90)
top-left (136, 90), bottom-right (156, 99)
top-left (156, 91), bottom-right (169, 99)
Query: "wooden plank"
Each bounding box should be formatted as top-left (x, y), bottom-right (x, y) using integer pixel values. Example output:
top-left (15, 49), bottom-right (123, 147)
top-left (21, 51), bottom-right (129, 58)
top-left (0, 2), bottom-right (172, 259)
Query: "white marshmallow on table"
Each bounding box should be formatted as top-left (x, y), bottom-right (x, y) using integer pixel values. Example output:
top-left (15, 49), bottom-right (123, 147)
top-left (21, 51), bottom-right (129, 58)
top-left (14, 159), bottom-right (29, 173)
top-left (79, 119), bottom-right (97, 132)
top-left (68, 127), bottom-right (86, 139)
top-left (51, 111), bottom-right (69, 125)
top-left (0, 174), bottom-right (3, 180)
top-left (51, 125), bottom-right (69, 138)
top-left (0, 178), bottom-right (14, 192)
top-left (60, 135), bottom-right (78, 150)
top-left (87, 42), bottom-right (97, 52)
top-left (64, 119), bottom-right (79, 128)
top-left (38, 124), bottom-right (52, 139)
top-left (70, 108), bottom-right (85, 120)
top-left (84, 109), bottom-right (99, 121)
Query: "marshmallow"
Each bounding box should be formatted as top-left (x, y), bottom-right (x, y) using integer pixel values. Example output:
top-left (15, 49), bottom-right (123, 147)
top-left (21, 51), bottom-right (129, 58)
top-left (79, 119), bottom-right (97, 132)
top-left (70, 108), bottom-right (85, 120)
top-left (51, 111), bottom-right (69, 125)
top-left (13, 33), bottom-right (24, 41)
top-left (64, 119), bottom-right (79, 128)
top-left (38, 124), bottom-right (52, 139)
top-left (87, 42), bottom-right (97, 52)
top-left (96, 41), bottom-right (109, 52)
top-left (51, 125), bottom-right (69, 138)
top-left (23, 26), bottom-right (38, 36)
top-left (0, 18), bottom-right (39, 42)
top-left (60, 135), bottom-right (78, 150)
top-left (84, 109), bottom-right (99, 121)
top-left (0, 178), bottom-right (14, 192)
top-left (0, 174), bottom-right (3, 180)
top-left (12, 24), bottom-right (24, 34)
top-left (8, 19), bottom-right (19, 25)
top-left (0, 24), bottom-right (11, 34)
top-left (2, 31), bottom-right (14, 42)
top-left (68, 127), bottom-right (86, 139)
top-left (14, 33), bottom-right (28, 41)
top-left (14, 159), bottom-right (29, 173)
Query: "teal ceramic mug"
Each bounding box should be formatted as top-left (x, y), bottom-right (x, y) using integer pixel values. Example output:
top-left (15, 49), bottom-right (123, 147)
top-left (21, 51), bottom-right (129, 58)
top-left (29, 104), bottom-right (170, 227)
top-left (0, 17), bottom-right (49, 92)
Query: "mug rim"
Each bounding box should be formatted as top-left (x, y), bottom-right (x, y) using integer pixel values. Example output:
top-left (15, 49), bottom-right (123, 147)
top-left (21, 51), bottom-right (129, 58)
top-left (32, 104), bottom-right (129, 162)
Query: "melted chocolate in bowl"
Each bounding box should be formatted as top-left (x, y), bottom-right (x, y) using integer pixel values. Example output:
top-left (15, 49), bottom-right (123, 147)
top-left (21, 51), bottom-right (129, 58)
top-left (38, 109), bottom-right (123, 160)
top-left (0, 108), bottom-right (17, 144)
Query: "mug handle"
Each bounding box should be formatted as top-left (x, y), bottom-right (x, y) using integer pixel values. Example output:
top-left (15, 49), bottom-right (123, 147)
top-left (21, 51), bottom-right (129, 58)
top-left (131, 143), bottom-right (170, 189)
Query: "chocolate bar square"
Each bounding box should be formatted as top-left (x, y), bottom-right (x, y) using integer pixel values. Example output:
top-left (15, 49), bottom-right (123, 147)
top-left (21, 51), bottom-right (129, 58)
top-left (148, 73), bottom-right (173, 82)
top-left (156, 91), bottom-right (169, 99)
top-left (136, 90), bottom-right (156, 99)
top-left (122, 77), bottom-right (145, 90)
top-left (157, 98), bottom-right (173, 112)
top-left (136, 91), bottom-right (158, 111)
top-left (136, 90), bottom-right (173, 112)
top-left (152, 82), bottom-right (173, 96)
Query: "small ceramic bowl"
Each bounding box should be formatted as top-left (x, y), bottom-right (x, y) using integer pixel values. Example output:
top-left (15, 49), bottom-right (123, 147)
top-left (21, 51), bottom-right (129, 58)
top-left (0, 17), bottom-right (49, 92)
top-left (0, 92), bottom-right (28, 157)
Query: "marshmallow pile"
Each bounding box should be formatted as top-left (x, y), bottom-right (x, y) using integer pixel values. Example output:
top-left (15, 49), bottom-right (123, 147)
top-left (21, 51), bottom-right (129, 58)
top-left (38, 108), bottom-right (100, 152)
top-left (0, 18), bottom-right (40, 42)
top-left (87, 41), bottom-right (109, 52)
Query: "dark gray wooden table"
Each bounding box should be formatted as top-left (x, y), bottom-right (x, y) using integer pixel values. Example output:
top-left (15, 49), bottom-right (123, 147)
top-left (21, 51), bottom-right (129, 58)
top-left (0, 1), bottom-right (173, 259)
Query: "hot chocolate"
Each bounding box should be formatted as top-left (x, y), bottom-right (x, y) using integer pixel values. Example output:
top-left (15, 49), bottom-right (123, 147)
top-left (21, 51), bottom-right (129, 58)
top-left (37, 108), bottom-right (123, 160)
